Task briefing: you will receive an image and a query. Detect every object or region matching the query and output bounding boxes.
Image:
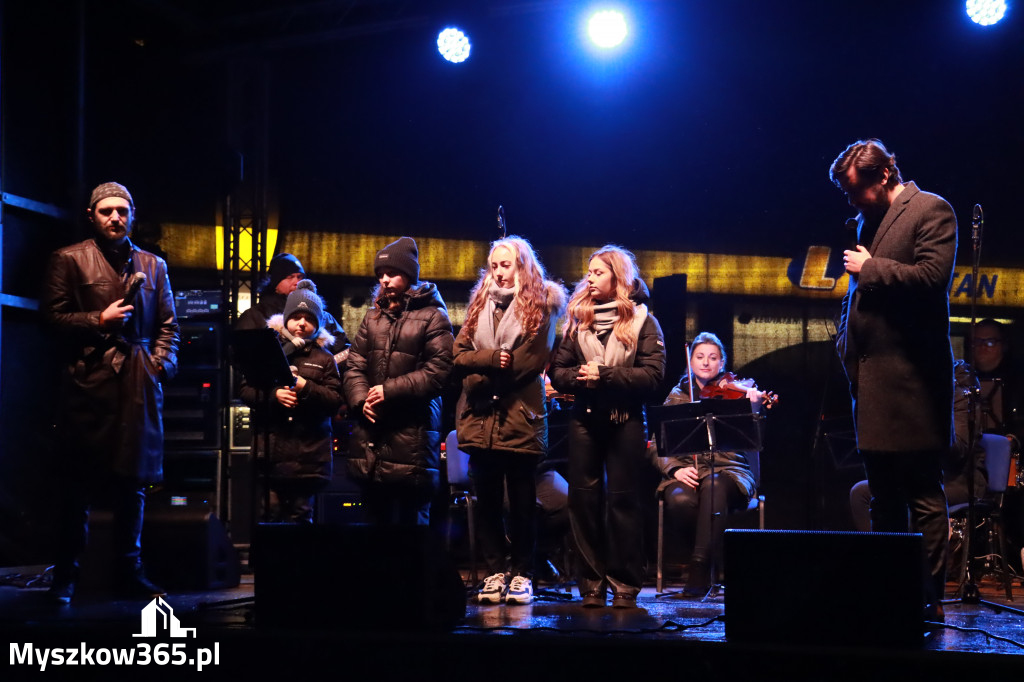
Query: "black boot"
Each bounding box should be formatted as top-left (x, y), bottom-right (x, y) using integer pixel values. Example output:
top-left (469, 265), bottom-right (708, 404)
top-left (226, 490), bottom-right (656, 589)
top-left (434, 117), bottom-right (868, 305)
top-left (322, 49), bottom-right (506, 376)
top-left (48, 564), bottom-right (78, 605)
top-left (684, 559), bottom-right (711, 597)
top-left (117, 563), bottom-right (166, 600)
top-left (579, 578), bottom-right (608, 607)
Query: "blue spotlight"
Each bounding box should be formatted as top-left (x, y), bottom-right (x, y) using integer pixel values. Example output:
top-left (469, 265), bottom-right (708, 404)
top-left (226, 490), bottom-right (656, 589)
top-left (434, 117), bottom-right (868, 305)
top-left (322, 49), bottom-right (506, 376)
top-left (587, 10), bottom-right (628, 48)
top-left (437, 27), bottom-right (471, 63)
top-left (966, 0), bottom-right (1007, 25)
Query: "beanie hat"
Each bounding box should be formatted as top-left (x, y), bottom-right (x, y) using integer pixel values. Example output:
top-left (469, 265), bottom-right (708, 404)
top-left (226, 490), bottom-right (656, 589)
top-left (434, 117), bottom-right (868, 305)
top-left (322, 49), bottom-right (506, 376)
top-left (89, 182), bottom-right (134, 210)
top-left (267, 253), bottom-right (305, 292)
top-left (374, 236), bottom-right (420, 283)
top-left (283, 279), bottom-right (325, 334)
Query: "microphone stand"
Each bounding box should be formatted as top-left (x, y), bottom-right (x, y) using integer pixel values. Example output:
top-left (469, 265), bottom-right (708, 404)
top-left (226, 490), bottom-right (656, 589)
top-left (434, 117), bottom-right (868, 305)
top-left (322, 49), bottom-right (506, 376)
top-left (944, 204), bottom-right (1024, 616)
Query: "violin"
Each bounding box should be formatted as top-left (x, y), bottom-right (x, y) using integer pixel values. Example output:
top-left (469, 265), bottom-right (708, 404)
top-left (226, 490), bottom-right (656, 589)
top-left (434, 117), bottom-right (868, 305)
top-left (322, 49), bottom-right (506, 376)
top-left (699, 372), bottom-right (779, 409)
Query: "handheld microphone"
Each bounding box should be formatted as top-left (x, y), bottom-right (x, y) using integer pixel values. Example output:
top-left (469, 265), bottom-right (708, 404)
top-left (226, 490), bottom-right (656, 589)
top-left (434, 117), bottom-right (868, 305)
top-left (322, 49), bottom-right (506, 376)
top-left (844, 218), bottom-right (858, 249)
top-left (493, 343), bottom-right (512, 402)
top-left (121, 272), bottom-right (146, 306)
top-left (972, 204), bottom-right (983, 249)
top-left (287, 366), bottom-right (299, 420)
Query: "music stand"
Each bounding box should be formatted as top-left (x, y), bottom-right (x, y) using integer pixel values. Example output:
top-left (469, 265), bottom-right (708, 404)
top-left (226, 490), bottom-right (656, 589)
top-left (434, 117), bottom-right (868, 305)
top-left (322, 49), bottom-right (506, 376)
top-left (229, 329), bottom-right (295, 528)
top-left (650, 398), bottom-right (765, 599)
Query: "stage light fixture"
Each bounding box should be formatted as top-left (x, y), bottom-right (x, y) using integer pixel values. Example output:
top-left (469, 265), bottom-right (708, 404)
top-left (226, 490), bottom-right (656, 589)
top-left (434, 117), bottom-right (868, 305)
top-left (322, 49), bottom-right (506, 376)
top-left (587, 10), bottom-right (628, 48)
top-left (437, 27), bottom-right (471, 63)
top-left (966, 0), bottom-right (1007, 25)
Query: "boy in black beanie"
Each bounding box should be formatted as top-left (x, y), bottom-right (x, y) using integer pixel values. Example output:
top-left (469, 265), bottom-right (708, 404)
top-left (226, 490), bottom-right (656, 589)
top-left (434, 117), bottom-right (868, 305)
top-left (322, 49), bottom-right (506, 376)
top-left (239, 279), bottom-right (343, 522)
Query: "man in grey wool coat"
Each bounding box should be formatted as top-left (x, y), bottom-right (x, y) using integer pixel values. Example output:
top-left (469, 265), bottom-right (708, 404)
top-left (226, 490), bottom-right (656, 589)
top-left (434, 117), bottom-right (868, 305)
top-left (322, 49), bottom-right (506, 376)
top-left (830, 138), bottom-right (957, 621)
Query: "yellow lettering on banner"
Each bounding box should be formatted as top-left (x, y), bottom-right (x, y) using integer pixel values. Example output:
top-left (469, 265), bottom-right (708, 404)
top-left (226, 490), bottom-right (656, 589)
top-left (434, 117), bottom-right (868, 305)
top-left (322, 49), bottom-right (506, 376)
top-left (155, 226), bottom-right (1024, 308)
top-left (799, 246), bottom-right (835, 290)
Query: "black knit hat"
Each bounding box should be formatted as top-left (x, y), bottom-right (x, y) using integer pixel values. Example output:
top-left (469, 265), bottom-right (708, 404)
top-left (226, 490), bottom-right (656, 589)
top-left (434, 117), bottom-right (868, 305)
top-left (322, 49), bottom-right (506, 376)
top-left (283, 279), bottom-right (324, 334)
top-left (267, 253), bottom-right (305, 292)
top-left (374, 237), bottom-right (419, 283)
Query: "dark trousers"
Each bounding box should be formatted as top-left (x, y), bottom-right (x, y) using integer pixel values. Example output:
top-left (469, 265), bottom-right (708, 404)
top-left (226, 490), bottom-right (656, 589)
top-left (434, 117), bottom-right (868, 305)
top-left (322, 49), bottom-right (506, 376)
top-left (268, 478), bottom-right (328, 524)
top-left (469, 451), bottom-right (539, 577)
top-left (663, 473), bottom-right (746, 570)
top-left (536, 469), bottom-right (570, 568)
top-left (54, 473), bottom-right (146, 581)
top-left (850, 476), bottom-right (969, 534)
top-left (862, 449), bottom-right (949, 606)
top-left (568, 414), bottom-right (647, 597)
top-left (361, 482), bottom-right (432, 527)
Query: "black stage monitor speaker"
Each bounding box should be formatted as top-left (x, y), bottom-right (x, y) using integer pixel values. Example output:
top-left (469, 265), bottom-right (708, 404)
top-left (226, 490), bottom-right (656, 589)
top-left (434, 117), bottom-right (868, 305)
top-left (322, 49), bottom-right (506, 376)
top-left (254, 523), bottom-right (466, 631)
top-left (652, 273), bottom-right (687, 400)
top-left (80, 509), bottom-right (241, 594)
top-left (143, 509), bottom-right (241, 591)
top-left (724, 529), bottom-right (924, 647)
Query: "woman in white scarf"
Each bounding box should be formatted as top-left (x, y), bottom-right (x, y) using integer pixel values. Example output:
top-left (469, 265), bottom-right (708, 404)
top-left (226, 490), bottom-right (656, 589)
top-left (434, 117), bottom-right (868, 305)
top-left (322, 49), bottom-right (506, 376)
top-left (550, 245), bottom-right (666, 609)
top-left (453, 237), bottom-right (566, 606)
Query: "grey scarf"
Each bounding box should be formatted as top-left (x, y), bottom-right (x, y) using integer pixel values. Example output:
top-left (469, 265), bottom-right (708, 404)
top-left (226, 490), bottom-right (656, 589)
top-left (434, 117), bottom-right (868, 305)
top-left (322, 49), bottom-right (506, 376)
top-left (578, 302), bottom-right (648, 368)
top-left (278, 323), bottom-right (307, 358)
top-left (473, 282), bottom-right (523, 351)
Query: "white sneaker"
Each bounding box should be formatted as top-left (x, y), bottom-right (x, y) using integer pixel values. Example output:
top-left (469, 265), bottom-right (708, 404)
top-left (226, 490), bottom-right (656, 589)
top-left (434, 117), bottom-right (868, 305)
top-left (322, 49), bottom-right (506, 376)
top-left (505, 575), bottom-right (533, 605)
top-left (478, 573), bottom-right (507, 604)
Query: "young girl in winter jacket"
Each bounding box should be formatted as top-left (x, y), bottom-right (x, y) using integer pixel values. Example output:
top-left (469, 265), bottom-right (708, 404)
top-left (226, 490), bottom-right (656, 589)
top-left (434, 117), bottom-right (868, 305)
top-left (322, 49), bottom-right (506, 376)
top-left (454, 236), bottom-right (566, 605)
top-left (550, 245), bottom-right (665, 608)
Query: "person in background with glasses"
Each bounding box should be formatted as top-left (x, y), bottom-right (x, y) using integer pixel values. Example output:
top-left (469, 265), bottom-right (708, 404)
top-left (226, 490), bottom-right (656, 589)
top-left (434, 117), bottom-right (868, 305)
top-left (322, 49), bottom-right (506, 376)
top-left (972, 319), bottom-right (1023, 442)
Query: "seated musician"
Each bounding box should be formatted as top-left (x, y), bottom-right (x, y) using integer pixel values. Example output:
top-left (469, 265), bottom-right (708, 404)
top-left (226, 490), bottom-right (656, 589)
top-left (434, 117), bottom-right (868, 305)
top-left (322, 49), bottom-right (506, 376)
top-left (652, 331), bottom-right (769, 595)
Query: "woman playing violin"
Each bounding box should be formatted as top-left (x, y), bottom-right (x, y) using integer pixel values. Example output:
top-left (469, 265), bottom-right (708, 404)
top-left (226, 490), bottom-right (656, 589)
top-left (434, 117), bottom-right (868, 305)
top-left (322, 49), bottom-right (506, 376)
top-left (653, 331), bottom-right (763, 596)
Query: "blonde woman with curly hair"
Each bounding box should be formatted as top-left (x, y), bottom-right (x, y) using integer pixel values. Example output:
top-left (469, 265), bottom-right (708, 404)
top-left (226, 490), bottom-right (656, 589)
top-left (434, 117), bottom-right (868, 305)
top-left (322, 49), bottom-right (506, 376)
top-left (454, 236), bottom-right (567, 606)
top-left (550, 245), bottom-right (665, 608)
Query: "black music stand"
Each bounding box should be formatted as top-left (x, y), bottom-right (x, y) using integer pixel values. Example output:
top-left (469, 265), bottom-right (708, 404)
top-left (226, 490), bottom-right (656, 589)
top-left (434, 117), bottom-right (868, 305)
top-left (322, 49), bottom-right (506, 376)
top-left (229, 329), bottom-right (295, 527)
top-left (650, 398), bottom-right (765, 599)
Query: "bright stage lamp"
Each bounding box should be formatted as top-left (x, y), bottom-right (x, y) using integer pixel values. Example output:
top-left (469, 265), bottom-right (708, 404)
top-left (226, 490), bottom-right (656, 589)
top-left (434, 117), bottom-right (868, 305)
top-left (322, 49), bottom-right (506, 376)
top-left (966, 0), bottom-right (1007, 25)
top-left (437, 27), bottom-right (471, 63)
top-left (587, 10), bottom-right (628, 48)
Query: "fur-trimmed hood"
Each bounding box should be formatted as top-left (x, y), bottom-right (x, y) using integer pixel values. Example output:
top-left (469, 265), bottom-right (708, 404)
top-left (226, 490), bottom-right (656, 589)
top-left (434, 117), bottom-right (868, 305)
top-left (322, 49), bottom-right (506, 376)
top-left (544, 279), bottom-right (568, 320)
top-left (267, 314), bottom-right (336, 350)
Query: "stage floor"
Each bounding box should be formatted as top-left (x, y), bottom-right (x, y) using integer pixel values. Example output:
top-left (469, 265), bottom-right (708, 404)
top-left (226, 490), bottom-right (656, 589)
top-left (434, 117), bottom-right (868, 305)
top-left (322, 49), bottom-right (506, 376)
top-left (1, 566), bottom-right (1022, 679)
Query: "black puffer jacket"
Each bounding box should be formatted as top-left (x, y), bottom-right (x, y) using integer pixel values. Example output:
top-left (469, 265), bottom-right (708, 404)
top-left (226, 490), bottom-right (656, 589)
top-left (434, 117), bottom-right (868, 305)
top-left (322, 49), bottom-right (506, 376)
top-left (454, 281), bottom-right (567, 457)
top-left (239, 315), bottom-right (342, 482)
top-left (550, 280), bottom-right (665, 421)
top-left (343, 281), bottom-right (454, 493)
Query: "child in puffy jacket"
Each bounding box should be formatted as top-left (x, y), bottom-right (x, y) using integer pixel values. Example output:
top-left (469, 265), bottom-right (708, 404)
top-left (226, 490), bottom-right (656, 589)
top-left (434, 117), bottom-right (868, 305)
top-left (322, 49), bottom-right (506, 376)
top-left (240, 279), bottom-right (343, 522)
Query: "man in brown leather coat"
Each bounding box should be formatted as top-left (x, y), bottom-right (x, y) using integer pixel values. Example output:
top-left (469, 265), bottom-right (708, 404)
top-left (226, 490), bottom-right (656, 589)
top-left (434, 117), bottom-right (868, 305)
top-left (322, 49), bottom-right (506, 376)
top-left (43, 182), bottom-right (179, 603)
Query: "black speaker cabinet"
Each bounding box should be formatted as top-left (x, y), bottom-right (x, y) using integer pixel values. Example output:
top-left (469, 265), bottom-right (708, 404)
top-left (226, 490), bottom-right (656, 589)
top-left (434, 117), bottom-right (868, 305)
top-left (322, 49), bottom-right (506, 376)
top-left (143, 509), bottom-right (241, 591)
top-left (724, 529), bottom-right (924, 647)
top-left (79, 508), bottom-right (241, 594)
top-left (652, 273), bottom-right (687, 400)
top-left (254, 523), bottom-right (466, 631)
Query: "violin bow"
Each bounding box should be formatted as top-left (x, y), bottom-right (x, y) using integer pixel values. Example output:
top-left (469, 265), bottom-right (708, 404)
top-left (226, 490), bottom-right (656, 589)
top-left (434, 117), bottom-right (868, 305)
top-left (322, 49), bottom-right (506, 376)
top-left (685, 342), bottom-right (695, 402)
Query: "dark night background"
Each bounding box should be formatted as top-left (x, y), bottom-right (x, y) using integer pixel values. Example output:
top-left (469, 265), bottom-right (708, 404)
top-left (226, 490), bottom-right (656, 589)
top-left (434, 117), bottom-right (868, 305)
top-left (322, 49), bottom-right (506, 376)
top-left (15, 0), bottom-right (1024, 259)
top-left (2, 0), bottom-right (1023, 562)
